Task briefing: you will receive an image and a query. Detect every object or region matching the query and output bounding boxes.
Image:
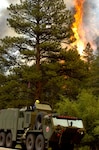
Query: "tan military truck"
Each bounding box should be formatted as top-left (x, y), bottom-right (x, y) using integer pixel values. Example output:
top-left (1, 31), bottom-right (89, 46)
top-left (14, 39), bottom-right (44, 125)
top-left (0, 103), bottom-right (85, 150)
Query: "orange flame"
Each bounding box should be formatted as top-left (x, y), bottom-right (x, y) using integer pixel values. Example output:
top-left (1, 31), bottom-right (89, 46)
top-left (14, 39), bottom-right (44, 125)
top-left (72, 0), bottom-right (86, 55)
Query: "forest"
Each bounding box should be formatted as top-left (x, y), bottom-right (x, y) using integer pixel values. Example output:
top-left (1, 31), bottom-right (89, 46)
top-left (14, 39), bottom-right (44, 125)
top-left (0, 0), bottom-right (99, 149)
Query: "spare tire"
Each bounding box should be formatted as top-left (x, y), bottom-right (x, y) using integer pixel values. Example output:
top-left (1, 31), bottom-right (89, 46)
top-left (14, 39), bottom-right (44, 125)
top-left (35, 112), bottom-right (47, 130)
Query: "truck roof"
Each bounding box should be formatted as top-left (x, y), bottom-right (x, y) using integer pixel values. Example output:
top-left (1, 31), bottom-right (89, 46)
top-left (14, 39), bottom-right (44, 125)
top-left (35, 103), bottom-right (52, 112)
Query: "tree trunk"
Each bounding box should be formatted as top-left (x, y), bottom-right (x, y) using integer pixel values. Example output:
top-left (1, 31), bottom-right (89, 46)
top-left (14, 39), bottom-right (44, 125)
top-left (35, 32), bottom-right (41, 100)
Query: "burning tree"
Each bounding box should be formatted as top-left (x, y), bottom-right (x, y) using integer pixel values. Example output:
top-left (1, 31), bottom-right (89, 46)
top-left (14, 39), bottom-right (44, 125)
top-left (72, 0), bottom-right (86, 55)
top-left (72, 0), bottom-right (98, 55)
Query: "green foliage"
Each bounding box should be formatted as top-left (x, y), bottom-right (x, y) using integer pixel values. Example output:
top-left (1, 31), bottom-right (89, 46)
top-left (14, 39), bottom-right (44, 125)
top-left (77, 90), bottom-right (99, 137)
top-left (59, 48), bottom-right (88, 99)
top-left (77, 145), bottom-right (90, 150)
top-left (88, 55), bottom-right (99, 96)
top-left (55, 90), bottom-right (99, 146)
top-left (55, 96), bottom-right (79, 116)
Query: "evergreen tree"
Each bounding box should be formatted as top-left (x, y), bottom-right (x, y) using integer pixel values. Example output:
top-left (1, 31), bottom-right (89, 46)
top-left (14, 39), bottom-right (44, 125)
top-left (88, 54), bottom-right (99, 96)
top-left (0, 0), bottom-right (74, 106)
top-left (58, 47), bottom-right (88, 99)
top-left (81, 43), bottom-right (95, 90)
top-left (82, 42), bottom-right (94, 70)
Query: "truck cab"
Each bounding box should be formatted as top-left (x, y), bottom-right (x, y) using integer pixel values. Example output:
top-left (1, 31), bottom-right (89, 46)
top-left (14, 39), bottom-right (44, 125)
top-left (42, 114), bottom-right (85, 150)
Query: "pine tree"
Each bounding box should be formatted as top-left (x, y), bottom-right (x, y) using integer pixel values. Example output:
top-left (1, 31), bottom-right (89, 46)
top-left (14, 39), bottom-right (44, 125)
top-left (81, 43), bottom-right (95, 90)
top-left (58, 47), bottom-right (88, 99)
top-left (82, 42), bottom-right (94, 70)
top-left (0, 0), bottom-right (74, 106)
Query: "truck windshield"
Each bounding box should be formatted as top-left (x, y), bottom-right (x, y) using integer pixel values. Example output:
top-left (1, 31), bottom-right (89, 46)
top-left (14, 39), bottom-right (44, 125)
top-left (52, 117), bottom-right (83, 128)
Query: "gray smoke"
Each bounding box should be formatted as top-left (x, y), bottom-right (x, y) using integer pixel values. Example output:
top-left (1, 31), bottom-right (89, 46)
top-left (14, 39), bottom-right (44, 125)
top-left (83, 0), bottom-right (99, 49)
top-left (64, 0), bottom-right (74, 9)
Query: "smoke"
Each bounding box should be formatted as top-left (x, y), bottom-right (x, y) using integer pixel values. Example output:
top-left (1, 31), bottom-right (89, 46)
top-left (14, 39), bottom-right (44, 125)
top-left (64, 0), bottom-right (74, 9)
top-left (83, 0), bottom-right (99, 49)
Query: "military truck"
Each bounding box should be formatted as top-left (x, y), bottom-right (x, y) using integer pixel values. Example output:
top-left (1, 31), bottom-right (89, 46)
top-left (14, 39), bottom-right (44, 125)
top-left (0, 103), bottom-right (85, 150)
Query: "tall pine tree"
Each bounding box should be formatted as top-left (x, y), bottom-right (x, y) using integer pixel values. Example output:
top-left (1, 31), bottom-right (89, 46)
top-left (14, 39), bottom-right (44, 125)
top-left (0, 0), bottom-right (74, 106)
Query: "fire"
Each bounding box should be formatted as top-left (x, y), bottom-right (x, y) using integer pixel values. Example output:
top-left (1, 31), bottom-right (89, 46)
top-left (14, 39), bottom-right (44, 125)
top-left (72, 0), bottom-right (86, 55)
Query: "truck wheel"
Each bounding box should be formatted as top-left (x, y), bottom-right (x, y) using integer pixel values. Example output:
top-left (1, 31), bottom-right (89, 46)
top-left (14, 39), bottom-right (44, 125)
top-left (35, 112), bottom-right (47, 130)
top-left (26, 133), bottom-right (35, 150)
top-left (0, 131), bottom-right (6, 147)
top-left (6, 132), bottom-right (13, 148)
top-left (35, 134), bottom-right (44, 150)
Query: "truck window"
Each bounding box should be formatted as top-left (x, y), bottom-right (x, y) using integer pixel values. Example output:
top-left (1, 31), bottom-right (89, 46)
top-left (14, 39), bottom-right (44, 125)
top-left (52, 118), bottom-right (68, 127)
top-left (52, 117), bottom-right (84, 128)
top-left (67, 120), bottom-right (83, 128)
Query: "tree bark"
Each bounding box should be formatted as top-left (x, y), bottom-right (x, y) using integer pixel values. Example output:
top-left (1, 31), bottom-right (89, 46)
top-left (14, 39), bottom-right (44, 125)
top-left (35, 26), bottom-right (41, 100)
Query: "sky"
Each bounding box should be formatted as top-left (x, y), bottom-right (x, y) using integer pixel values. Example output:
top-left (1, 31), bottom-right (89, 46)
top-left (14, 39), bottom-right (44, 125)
top-left (0, 0), bottom-right (20, 38)
top-left (0, 0), bottom-right (99, 49)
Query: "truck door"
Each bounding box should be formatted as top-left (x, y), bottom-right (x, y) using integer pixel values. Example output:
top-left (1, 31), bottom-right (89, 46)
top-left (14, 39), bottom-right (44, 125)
top-left (18, 111), bottom-right (24, 130)
top-left (42, 115), bottom-right (53, 140)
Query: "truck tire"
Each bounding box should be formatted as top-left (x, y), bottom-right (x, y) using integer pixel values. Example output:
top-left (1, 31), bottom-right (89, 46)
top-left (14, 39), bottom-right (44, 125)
top-left (0, 131), bottom-right (6, 147)
top-left (35, 134), bottom-right (44, 150)
top-left (35, 112), bottom-right (47, 130)
top-left (26, 133), bottom-right (35, 150)
top-left (6, 132), bottom-right (13, 148)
